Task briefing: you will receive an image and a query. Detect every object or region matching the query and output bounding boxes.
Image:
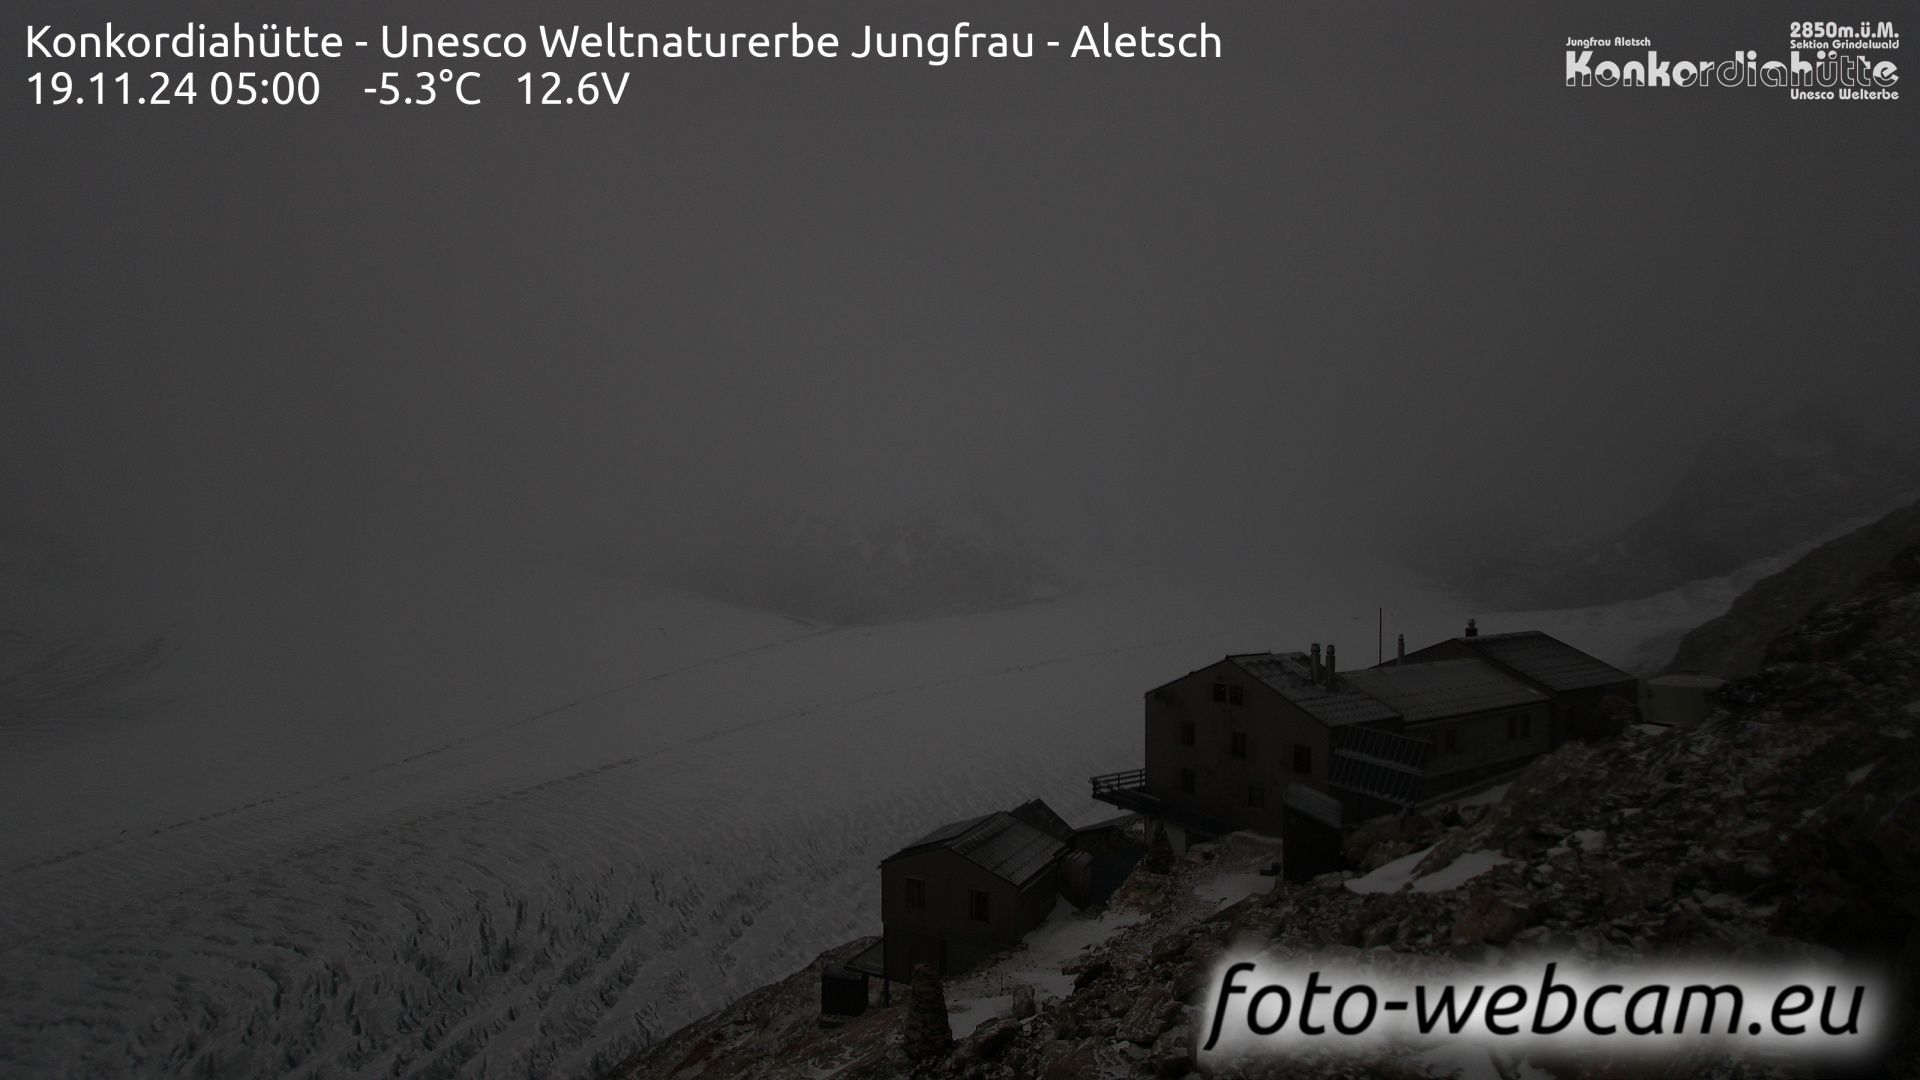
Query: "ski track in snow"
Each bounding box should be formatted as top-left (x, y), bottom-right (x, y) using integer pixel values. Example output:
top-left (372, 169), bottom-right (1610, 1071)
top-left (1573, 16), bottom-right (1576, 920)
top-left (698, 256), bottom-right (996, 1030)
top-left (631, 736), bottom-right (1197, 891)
top-left (0, 562), bottom-right (1733, 1079)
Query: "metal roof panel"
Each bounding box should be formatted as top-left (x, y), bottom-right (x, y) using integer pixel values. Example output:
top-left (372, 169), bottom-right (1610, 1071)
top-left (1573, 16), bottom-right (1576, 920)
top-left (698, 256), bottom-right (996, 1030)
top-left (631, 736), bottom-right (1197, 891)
top-left (1229, 653), bottom-right (1401, 727)
top-left (888, 810), bottom-right (1067, 887)
top-left (1341, 658), bottom-right (1546, 722)
top-left (1462, 632), bottom-right (1636, 692)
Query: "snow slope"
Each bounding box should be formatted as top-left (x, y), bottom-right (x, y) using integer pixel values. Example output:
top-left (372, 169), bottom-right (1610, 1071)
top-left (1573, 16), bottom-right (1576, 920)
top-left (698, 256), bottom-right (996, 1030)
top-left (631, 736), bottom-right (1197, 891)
top-left (0, 551), bottom-right (1731, 1079)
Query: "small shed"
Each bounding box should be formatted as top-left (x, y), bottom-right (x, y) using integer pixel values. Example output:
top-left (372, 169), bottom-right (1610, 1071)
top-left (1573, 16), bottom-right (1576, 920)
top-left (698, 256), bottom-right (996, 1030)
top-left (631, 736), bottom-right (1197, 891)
top-left (1067, 814), bottom-right (1146, 907)
top-left (820, 965), bottom-right (869, 1016)
top-left (879, 804), bottom-right (1071, 983)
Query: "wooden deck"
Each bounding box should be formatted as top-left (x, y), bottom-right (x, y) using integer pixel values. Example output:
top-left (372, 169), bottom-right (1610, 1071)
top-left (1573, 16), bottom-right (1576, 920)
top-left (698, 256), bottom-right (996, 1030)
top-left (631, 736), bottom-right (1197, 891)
top-left (1086, 768), bottom-right (1235, 838)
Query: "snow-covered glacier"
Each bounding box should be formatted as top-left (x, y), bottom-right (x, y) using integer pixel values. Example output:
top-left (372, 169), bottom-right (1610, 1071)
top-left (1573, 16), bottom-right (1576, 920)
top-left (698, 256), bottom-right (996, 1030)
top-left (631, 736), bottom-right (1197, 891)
top-left (0, 549), bottom-right (1736, 1078)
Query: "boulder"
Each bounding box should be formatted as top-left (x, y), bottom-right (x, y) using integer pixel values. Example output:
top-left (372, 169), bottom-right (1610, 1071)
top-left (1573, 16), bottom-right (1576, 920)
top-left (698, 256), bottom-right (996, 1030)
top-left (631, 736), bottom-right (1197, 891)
top-left (1118, 986), bottom-right (1176, 1045)
top-left (1342, 815), bottom-right (1402, 864)
top-left (1601, 867), bottom-right (1675, 918)
top-left (964, 1016), bottom-right (1021, 1060)
top-left (1149, 1026), bottom-right (1193, 1076)
top-left (1148, 931), bottom-right (1193, 966)
top-left (1039, 1036), bottom-right (1128, 1080)
top-left (1450, 893), bottom-right (1531, 946)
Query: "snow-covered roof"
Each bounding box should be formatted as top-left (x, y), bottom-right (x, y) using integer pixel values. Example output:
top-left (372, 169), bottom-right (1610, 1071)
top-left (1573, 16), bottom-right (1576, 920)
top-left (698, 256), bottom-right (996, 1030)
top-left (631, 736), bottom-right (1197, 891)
top-left (1228, 652), bottom-right (1400, 727)
top-left (884, 808), bottom-right (1069, 887)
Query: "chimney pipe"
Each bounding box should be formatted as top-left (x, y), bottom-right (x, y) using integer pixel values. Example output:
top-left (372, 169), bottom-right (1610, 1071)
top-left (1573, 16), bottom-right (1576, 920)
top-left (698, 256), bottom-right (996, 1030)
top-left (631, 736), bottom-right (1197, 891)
top-left (1325, 644), bottom-right (1338, 688)
top-left (1465, 618), bottom-right (1478, 639)
top-left (1396, 633), bottom-right (1405, 664)
top-left (1309, 643), bottom-right (1322, 684)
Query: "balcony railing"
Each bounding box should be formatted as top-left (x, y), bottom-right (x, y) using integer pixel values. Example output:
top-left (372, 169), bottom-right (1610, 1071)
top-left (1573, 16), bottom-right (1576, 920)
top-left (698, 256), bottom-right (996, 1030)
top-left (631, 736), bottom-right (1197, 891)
top-left (1087, 767), bottom-right (1237, 838)
top-left (1089, 768), bottom-right (1146, 798)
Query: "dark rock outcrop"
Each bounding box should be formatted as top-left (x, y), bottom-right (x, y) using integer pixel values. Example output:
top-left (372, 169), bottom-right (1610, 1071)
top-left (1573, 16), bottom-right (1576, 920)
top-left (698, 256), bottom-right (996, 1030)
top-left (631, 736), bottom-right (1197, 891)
top-left (1669, 498), bottom-right (1920, 678)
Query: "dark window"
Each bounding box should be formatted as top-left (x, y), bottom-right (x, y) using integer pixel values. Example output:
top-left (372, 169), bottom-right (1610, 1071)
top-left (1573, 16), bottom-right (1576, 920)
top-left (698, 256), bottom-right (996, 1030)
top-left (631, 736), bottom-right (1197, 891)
top-left (1212, 683), bottom-right (1228, 703)
top-left (1292, 745), bottom-right (1312, 774)
top-left (968, 889), bottom-right (990, 922)
top-left (1230, 731), bottom-right (1248, 759)
top-left (1444, 728), bottom-right (1460, 753)
top-left (904, 877), bottom-right (926, 909)
top-left (1180, 721), bottom-right (1195, 747)
top-left (1247, 784), bottom-right (1265, 808)
top-left (1179, 768), bottom-right (1196, 794)
top-left (1229, 685), bottom-right (1245, 706)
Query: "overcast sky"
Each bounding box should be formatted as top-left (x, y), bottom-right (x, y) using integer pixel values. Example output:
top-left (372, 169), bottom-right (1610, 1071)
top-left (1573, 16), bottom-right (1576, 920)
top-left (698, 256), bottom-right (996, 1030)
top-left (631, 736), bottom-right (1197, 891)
top-left (5, 0), bottom-right (1916, 591)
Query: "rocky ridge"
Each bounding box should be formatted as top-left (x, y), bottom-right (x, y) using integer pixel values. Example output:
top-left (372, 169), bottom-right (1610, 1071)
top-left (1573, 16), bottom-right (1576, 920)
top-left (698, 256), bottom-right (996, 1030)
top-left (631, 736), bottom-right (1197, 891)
top-left (1667, 498), bottom-right (1920, 679)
